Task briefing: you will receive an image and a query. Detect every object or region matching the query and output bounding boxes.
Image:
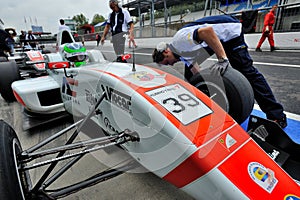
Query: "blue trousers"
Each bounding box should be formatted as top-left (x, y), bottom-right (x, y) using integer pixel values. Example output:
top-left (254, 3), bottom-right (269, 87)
top-left (222, 35), bottom-right (285, 120)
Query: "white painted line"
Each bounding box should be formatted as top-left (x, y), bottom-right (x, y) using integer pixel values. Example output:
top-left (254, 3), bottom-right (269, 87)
top-left (254, 104), bottom-right (300, 121)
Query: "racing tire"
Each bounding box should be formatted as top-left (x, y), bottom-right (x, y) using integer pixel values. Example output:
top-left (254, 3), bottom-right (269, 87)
top-left (189, 67), bottom-right (254, 124)
top-left (0, 120), bottom-right (31, 200)
top-left (0, 61), bottom-right (20, 102)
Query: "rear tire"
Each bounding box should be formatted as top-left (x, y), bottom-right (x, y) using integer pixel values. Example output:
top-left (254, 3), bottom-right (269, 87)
top-left (189, 67), bottom-right (254, 124)
top-left (0, 120), bottom-right (31, 200)
top-left (0, 61), bottom-right (20, 102)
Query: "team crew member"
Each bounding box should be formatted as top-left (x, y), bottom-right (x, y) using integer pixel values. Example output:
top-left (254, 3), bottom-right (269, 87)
top-left (0, 25), bottom-right (12, 59)
top-left (58, 19), bottom-right (71, 32)
top-left (25, 30), bottom-right (37, 49)
top-left (152, 15), bottom-right (287, 128)
top-left (100, 0), bottom-right (134, 59)
top-left (256, 4), bottom-right (278, 52)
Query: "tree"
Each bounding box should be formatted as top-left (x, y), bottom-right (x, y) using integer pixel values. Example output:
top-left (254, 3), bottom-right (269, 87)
top-left (72, 13), bottom-right (89, 27)
top-left (91, 14), bottom-right (106, 26)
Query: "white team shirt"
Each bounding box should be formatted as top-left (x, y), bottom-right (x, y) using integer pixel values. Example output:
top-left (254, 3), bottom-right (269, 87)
top-left (107, 8), bottom-right (132, 32)
top-left (170, 23), bottom-right (242, 66)
top-left (59, 25), bottom-right (71, 32)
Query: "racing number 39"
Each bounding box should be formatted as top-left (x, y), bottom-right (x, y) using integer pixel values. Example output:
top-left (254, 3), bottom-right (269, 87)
top-left (162, 94), bottom-right (199, 113)
top-left (146, 84), bottom-right (213, 125)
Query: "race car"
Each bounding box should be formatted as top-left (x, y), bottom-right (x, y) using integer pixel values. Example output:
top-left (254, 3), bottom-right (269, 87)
top-left (0, 40), bottom-right (299, 199)
top-left (0, 30), bottom-right (101, 103)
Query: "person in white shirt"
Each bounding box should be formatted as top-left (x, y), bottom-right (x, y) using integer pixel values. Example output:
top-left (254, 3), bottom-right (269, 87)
top-left (152, 15), bottom-right (287, 128)
top-left (25, 30), bottom-right (37, 49)
top-left (100, 0), bottom-right (134, 60)
top-left (58, 19), bottom-right (71, 32)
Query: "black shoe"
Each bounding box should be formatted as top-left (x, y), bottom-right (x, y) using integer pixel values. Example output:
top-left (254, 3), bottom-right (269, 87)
top-left (114, 56), bottom-right (127, 63)
top-left (270, 46), bottom-right (276, 52)
top-left (271, 116), bottom-right (287, 128)
top-left (255, 48), bottom-right (262, 52)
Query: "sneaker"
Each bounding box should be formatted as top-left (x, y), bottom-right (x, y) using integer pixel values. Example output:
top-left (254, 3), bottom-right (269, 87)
top-left (272, 116), bottom-right (287, 128)
top-left (255, 48), bottom-right (262, 52)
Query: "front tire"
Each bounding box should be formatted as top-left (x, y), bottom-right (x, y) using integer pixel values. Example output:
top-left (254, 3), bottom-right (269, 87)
top-left (0, 120), bottom-right (31, 200)
top-left (0, 61), bottom-right (20, 102)
top-left (189, 67), bottom-right (254, 124)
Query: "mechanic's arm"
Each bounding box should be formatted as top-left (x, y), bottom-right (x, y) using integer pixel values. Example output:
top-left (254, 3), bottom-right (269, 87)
top-left (197, 26), bottom-right (227, 60)
top-left (100, 24), bottom-right (110, 45)
top-left (190, 63), bottom-right (201, 75)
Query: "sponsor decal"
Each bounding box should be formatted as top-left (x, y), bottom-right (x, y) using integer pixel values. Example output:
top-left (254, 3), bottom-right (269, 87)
top-left (104, 117), bottom-right (121, 135)
top-left (61, 77), bottom-right (80, 104)
top-left (225, 134), bottom-right (236, 149)
top-left (124, 71), bottom-right (156, 81)
top-left (100, 84), bottom-right (132, 114)
top-left (218, 134), bottom-right (236, 150)
top-left (85, 89), bottom-right (97, 105)
top-left (62, 77), bottom-right (76, 98)
top-left (268, 149), bottom-right (280, 160)
top-left (294, 38), bottom-right (300, 43)
top-left (284, 194), bottom-right (300, 200)
top-left (248, 162), bottom-right (278, 193)
top-left (123, 70), bottom-right (166, 87)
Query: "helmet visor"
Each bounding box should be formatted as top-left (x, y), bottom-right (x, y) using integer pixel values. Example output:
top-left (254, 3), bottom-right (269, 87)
top-left (67, 55), bottom-right (87, 62)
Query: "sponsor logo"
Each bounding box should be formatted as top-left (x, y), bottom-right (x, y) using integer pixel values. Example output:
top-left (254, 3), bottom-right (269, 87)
top-left (124, 71), bottom-right (155, 81)
top-left (225, 134), bottom-right (236, 149)
top-left (104, 117), bottom-right (120, 135)
top-left (284, 194), bottom-right (300, 200)
top-left (100, 85), bottom-right (132, 114)
top-left (248, 162), bottom-right (278, 193)
top-left (268, 149), bottom-right (280, 160)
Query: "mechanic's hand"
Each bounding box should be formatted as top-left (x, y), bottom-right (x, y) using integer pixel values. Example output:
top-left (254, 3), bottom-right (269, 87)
top-left (100, 37), bottom-right (105, 45)
top-left (209, 58), bottom-right (229, 76)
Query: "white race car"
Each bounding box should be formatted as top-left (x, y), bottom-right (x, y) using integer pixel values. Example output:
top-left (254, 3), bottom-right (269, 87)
top-left (0, 30), bottom-right (299, 199)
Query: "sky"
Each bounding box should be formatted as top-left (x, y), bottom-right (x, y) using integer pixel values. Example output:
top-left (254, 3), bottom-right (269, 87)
top-left (0, 0), bottom-right (112, 34)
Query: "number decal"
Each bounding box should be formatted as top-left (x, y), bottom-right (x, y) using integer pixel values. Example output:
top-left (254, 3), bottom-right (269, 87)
top-left (178, 93), bottom-right (199, 107)
top-left (163, 97), bottom-right (185, 113)
top-left (146, 84), bottom-right (212, 125)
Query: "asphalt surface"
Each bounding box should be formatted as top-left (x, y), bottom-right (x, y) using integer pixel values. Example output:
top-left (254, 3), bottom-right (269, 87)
top-left (0, 43), bottom-right (299, 200)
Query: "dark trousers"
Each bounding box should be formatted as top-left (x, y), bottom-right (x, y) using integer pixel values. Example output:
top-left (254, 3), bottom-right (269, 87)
top-left (222, 35), bottom-right (285, 120)
top-left (112, 32), bottom-right (126, 56)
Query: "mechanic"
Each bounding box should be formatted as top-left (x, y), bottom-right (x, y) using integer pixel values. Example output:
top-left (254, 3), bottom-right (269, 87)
top-left (152, 15), bottom-right (287, 128)
top-left (58, 19), bottom-right (71, 32)
top-left (100, 0), bottom-right (135, 61)
top-left (25, 30), bottom-right (37, 49)
top-left (63, 42), bottom-right (88, 67)
top-left (19, 30), bottom-right (26, 47)
top-left (256, 4), bottom-right (278, 52)
top-left (0, 25), bottom-right (12, 59)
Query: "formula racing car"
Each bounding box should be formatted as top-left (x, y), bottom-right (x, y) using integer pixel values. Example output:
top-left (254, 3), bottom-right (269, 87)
top-left (0, 30), bottom-right (299, 199)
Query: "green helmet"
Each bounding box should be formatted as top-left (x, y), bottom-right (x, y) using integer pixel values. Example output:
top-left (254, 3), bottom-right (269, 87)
top-left (63, 43), bottom-right (88, 67)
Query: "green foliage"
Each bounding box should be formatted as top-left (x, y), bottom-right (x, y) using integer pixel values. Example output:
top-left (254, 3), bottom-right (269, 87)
top-left (91, 14), bottom-right (106, 26)
top-left (72, 13), bottom-right (89, 27)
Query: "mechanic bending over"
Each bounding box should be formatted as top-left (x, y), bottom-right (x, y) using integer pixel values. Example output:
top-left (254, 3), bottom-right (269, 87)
top-left (100, 0), bottom-right (135, 61)
top-left (0, 25), bottom-right (12, 60)
top-left (152, 15), bottom-right (287, 128)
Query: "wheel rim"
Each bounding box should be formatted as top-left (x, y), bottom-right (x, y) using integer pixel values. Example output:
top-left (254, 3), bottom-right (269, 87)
top-left (12, 138), bottom-right (26, 200)
top-left (194, 82), bottom-right (229, 112)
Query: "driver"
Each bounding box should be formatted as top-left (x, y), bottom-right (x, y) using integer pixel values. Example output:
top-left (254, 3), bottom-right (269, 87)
top-left (63, 43), bottom-right (88, 67)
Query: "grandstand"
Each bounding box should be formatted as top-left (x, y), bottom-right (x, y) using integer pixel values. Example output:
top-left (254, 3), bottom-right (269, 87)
top-left (121, 0), bottom-right (300, 38)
